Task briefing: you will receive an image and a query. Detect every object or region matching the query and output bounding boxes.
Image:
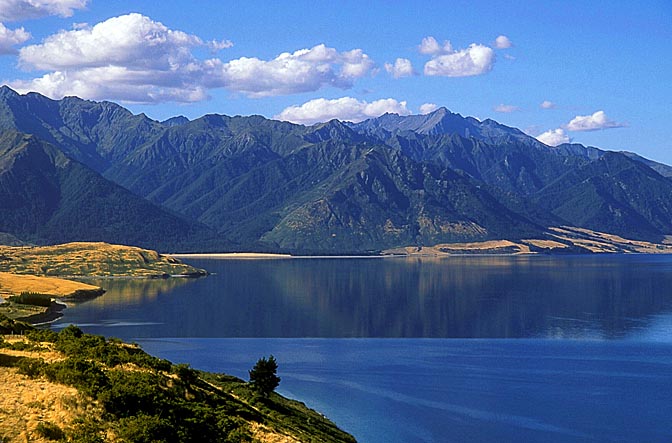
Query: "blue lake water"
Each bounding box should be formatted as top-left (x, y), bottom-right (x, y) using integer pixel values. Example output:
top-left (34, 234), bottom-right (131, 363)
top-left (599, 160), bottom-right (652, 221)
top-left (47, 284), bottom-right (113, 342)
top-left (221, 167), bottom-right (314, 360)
top-left (52, 255), bottom-right (672, 442)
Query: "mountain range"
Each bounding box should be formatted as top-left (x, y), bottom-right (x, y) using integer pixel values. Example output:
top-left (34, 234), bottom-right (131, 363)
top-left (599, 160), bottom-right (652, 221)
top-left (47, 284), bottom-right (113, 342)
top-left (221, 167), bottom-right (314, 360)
top-left (0, 85), bottom-right (671, 253)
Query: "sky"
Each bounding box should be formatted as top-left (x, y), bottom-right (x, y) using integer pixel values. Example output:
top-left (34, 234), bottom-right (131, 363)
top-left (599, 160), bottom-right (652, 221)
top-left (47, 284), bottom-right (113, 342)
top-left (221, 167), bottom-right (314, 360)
top-left (0, 0), bottom-right (670, 163)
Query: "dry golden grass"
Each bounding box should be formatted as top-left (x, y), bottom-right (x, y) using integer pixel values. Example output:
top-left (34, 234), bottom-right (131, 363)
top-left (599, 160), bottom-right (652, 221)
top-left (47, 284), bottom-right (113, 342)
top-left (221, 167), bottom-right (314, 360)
top-left (521, 239), bottom-right (570, 249)
top-left (0, 272), bottom-right (102, 298)
top-left (548, 226), bottom-right (672, 253)
top-left (0, 338), bottom-right (101, 443)
top-left (386, 240), bottom-right (532, 256)
top-left (0, 242), bottom-right (206, 278)
top-left (384, 227), bottom-right (672, 256)
top-left (249, 422), bottom-right (301, 443)
top-left (1, 337), bottom-right (64, 363)
top-left (436, 239), bottom-right (529, 252)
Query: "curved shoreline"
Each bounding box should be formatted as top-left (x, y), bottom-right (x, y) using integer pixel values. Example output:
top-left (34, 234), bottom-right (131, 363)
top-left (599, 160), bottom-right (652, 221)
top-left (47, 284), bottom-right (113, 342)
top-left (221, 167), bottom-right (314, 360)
top-left (16, 301), bottom-right (66, 325)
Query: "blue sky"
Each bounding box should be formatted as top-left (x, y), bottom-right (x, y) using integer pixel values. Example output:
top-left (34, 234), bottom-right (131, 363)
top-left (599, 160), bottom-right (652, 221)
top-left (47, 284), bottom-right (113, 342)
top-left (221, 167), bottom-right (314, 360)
top-left (0, 0), bottom-right (670, 163)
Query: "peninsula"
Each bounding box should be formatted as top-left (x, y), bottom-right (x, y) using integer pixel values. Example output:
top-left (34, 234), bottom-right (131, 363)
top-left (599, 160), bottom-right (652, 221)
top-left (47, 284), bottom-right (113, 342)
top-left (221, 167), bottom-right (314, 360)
top-left (0, 242), bottom-right (207, 323)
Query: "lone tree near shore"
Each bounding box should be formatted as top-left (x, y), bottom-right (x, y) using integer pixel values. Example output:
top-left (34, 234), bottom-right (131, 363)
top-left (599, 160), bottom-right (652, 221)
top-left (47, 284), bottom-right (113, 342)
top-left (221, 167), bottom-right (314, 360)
top-left (249, 355), bottom-right (280, 396)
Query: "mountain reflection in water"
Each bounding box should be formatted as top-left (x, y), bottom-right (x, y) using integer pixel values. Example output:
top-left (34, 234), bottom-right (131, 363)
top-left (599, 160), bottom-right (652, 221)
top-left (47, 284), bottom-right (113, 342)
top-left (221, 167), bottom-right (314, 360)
top-left (56, 255), bottom-right (672, 340)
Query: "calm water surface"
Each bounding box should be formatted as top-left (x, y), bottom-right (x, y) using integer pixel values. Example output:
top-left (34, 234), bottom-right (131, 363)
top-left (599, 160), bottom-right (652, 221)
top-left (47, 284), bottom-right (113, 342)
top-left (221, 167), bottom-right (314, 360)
top-left (52, 255), bottom-right (672, 442)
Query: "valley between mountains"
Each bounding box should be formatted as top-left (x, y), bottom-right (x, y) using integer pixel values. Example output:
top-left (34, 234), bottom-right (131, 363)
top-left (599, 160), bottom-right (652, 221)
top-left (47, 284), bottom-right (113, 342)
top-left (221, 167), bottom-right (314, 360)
top-left (1, 86), bottom-right (671, 254)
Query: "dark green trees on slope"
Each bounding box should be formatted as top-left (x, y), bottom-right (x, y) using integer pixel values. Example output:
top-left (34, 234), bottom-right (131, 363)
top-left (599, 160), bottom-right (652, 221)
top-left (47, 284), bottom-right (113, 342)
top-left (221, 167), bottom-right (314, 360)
top-left (0, 131), bottom-right (225, 251)
top-left (249, 355), bottom-right (281, 397)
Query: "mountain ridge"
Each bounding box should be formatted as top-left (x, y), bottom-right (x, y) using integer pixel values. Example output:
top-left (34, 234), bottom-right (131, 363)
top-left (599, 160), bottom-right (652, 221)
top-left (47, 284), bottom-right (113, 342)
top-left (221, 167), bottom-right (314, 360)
top-left (0, 87), bottom-right (670, 253)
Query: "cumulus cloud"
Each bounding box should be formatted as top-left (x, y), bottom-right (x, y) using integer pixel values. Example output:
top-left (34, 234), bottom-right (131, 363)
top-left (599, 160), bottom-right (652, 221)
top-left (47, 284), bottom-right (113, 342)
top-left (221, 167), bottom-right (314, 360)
top-left (205, 44), bottom-right (375, 97)
top-left (19, 13), bottom-right (202, 71)
top-left (494, 35), bottom-right (513, 49)
top-left (384, 58), bottom-right (415, 78)
top-left (0, 0), bottom-right (88, 21)
top-left (418, 36), bottom-right (452, 55)
top-left (536, 128), bottom-right (570, 146)
top-left (11, 67), bottom-right (209, 103)
top-left (419, 103), bottom-right (438, 114)
top-left (13, 13), bottom-right (212, 102)
top-left (275, 97), bottom-right (411, 125)
top-left (540, 100), bottom-right (556, 109)
top-left (566, 110), bottom-right (625, 131)
top-left (423, 40), bottom-right (495, 77)
top-left (11, 13), bottom-right (373, 103)
top-left (493, 103), bottom-right (519, 113)
top-left (0, 22), bottom-right (30, 54)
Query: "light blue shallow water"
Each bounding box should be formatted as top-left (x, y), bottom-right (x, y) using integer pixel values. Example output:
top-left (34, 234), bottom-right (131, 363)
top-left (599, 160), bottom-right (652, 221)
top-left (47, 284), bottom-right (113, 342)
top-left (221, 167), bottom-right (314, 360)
top-left (136, 338), bottom-right (672, 443)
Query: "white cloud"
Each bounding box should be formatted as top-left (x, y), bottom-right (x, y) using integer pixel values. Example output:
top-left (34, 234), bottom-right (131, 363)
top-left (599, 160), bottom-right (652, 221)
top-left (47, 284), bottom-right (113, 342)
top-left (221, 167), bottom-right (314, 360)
top-left (418, 36), bottom-right (452, 55)
top-left (275, 97), bottom-right (411, 125)
top-left (540, 100), bottom-right (556, 109)
top-left (204, 44), bottom-right (374, 97)
top-left (13, 13), bottom-right (211, 102)
top-left (11, 67), bottom-right (209, 103)
top-left (536, 128), bottom-right (570, 146)
top-left (384, 58), bottom-right (414, 78)
top-left (0, 22), bottom-right (30, 54)
top-left (0, 0), bottom-right (88, 21)
top-left (566, 110), bottom-right (625, 131)
top-left (423, 42), bottom-right (494, 77)
top-left (419, 103), bottom-right (438, 114)
top-left (207, 39), bottom-right (234, 52)
top-left (19, 13), bottom-right (202, 71)
top-left (493, 103), bottom-right (519, 113)
top-left (11, 13), bottom-right (372, 103)
top-left (494, 35), bottom-right (513, 49)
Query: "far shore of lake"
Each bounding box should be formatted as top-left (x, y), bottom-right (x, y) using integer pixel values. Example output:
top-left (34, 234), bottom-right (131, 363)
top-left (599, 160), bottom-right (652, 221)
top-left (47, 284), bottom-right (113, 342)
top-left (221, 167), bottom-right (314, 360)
top-left (170, 252), bottom-right (293, 259)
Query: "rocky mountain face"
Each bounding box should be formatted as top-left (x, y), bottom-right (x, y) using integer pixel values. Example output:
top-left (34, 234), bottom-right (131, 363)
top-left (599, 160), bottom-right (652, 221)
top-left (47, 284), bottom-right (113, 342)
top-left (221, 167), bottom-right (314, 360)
top-left (0, 86), bottom-right (670, 253)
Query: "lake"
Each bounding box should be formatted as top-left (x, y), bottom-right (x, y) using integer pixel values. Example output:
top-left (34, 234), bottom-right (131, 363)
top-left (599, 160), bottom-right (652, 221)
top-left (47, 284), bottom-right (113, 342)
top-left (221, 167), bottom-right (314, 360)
top-left (52, 255), bottom-right (672, 442)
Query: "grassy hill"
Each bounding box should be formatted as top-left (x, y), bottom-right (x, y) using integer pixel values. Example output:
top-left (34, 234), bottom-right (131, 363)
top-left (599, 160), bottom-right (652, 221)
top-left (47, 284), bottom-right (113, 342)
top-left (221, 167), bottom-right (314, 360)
top-left (0, 325), bottom-right (355, 442)
top-left (0, 242), bottom-right (207, 278)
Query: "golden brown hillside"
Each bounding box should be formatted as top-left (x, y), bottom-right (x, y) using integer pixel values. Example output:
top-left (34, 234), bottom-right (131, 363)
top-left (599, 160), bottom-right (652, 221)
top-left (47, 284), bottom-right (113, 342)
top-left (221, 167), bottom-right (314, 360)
top-left (0, 242), bottom-right (206, 278)
top-left (0, 273), bottom-right (102, 299)
top-left (383, 227), bottom-right (672, 256)
top-left (0, 273), bottom-right (106, 323)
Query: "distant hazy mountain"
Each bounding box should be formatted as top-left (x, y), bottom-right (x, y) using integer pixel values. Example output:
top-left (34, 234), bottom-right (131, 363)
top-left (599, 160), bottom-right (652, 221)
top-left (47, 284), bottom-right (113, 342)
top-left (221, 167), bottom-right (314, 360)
top-left (0, 87), bottom-right (670, 252)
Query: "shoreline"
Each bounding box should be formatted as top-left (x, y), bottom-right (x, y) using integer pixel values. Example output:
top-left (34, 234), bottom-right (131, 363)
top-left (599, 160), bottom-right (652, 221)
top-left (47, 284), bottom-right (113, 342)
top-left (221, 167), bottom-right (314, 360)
top-left (20, 301), bottom-right (67, 325)
top-left (170, 252), bottom-right (293, 259)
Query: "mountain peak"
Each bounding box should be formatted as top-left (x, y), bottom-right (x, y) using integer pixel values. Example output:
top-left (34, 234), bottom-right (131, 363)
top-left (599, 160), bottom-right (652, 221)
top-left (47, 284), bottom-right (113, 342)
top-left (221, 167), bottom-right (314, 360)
top-left (162, 115), bottom-right (190, 127)
top-left (0, 85), bottom-right (18, 96)
top-left (425, 106), bottom-right (450, 117)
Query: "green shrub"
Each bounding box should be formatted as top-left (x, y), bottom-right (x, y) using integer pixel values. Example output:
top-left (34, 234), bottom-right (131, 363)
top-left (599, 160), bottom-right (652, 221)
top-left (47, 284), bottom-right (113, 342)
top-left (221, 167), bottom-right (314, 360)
top-left (8, 292), bottom-right (52, 307)
top-left (26, 328), bottom-right (58, 343)
top-left (35, 422), bottom-right (65, 440)
top-left (115, 415), bottom-right (174, 443)
top-left (44, 358), bottom-right (108, 396)
top-left (98, 371), bottom-right (166, 418)
top-left (16, 358), bottom-right (46, 378)
top-left (68, 417), bottom-right (106, 443)
top-left (8, 340), bottom-right (37, 351)
top-left (53, 326), bottom-right (171, 371)
top-left (174, 363), bottom-right (198, 384)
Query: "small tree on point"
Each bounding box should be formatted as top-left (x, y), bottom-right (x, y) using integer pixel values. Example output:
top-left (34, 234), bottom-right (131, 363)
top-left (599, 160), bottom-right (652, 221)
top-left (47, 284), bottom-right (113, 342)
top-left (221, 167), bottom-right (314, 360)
top-left (249, 355), bottom-right (280, 396)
